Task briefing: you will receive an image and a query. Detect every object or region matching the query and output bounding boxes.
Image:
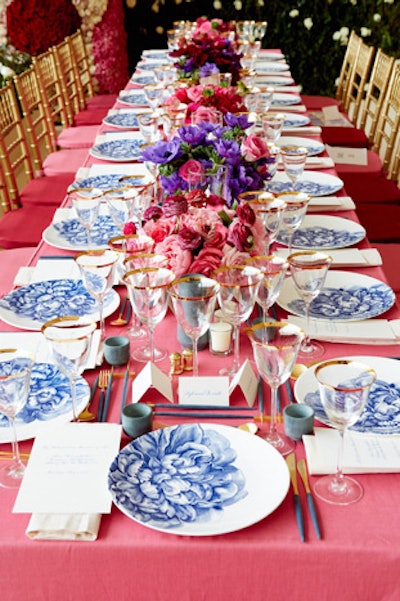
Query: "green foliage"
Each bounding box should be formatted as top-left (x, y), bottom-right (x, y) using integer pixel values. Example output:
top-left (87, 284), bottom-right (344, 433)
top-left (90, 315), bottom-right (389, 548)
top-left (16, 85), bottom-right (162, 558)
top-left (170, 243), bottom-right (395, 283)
top-left (0, 45), bottom-right (32, 89)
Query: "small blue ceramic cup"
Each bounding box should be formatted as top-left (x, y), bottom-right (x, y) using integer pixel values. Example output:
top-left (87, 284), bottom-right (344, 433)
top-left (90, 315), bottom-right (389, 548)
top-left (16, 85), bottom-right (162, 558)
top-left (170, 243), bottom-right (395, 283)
top-left (121, 403), bottom-right (153, 439)
top-left (283, 404), bottom-right (315, 441)
top-left (104, 336), bottom-right (130, 366)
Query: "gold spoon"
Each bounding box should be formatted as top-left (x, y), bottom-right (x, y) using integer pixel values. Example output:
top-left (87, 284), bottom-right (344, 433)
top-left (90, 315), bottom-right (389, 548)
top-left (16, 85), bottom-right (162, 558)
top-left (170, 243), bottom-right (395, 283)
top-left (291, 360), bottom-right (321, 380)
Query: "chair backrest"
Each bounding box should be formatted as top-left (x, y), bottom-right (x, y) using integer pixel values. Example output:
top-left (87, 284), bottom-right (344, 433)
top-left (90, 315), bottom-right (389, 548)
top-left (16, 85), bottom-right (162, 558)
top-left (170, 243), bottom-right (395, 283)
top-left (342, 39), bottom-right (375, 124)
top-left (52, 38), bottom-right (82, 123)
top-left (13, 66), bottom-right (56, 175)
top-left (68, 29), bottom-right (95, 108)
top-left (358, 48), bottom-right (395, 144)
top-left (0, 82), bottom-right (35, 212)
top-left (335, 30), bottom-right (362, 105)
top-left (372, 63), bottom-right (400, 175)
top-left (33, 49), bottom-right (71, 132)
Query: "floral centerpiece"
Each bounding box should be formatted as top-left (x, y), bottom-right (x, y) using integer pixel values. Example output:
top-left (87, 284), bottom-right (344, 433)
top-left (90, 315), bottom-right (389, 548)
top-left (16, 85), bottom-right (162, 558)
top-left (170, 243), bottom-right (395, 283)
top-left (125, 190), bottom-right (266, 278)
top-left (164, 84), bottom-right (247, 123)
top-left (169, 18), bottom-right (242, 85)
top-left (140, 113), bottom-right (275, 207)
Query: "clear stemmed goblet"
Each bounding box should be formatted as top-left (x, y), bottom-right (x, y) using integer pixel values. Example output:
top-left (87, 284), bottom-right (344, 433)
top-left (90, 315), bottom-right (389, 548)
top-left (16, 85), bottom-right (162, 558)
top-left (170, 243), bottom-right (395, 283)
top-left (143, 84), bottom-right (164, 111)
top-left (287, 251), bottom-right (332, 360)
top-left (257, 86), bottom-right (274, 114)
top-left (247, 321), bottom-right (304, 455)
top-left (239, 191), bottom-right (286, 254)
top-left (119, 177), bottom-right (156, 229)
top-left (245, 254), bottom-right (288, 324)
top-left (68, 187), bottom-right (103, 248)
top-left (0, 349), bottom-right (35, 487)
top-left (42, 317), bottom-right (96, 422)
top-left (75, 249), bottom-right (120, 339)
top-left (261, 112), bottom-right (285, 144)
top-left (277, 192), bottom-right (311, 254)
top-left (280, 145), bottom-right (309, 191)
top-left (314, 359), bottom-right (377, 505)
top-left (212, 265), bottom-right (263, 377)
top-left (137, 112), bottom-right (160, 144)
top-left (168, 275), bottom-right (220, 377)
top-left (104, 187), bottom-right (138, 233)
top-left (123, 267), bottom-right (175, 363)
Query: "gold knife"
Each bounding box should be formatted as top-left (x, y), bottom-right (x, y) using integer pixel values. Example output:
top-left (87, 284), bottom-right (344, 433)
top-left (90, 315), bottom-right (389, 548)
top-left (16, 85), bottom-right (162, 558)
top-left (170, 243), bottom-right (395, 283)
top-left (297, 458), bottom-right (322, 540)
top-left (286, 452), bottom-right (305, 542)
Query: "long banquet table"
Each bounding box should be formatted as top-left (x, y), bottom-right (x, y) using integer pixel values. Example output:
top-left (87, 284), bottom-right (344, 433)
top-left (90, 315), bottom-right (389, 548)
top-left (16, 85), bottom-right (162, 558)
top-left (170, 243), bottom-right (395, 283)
top-left (1, 48), bottom-right (400, 601)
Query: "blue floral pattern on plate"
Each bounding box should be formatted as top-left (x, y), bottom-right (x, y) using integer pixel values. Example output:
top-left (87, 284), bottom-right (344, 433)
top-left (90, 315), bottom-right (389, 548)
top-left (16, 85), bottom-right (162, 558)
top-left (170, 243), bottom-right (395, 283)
top-left (277, 225), bottom-right (365, 249)
top-left (118, 93), bottom-right (149, 107)
top-left (130, 76), bottom-right (155, 85)
top-left (271, 94), bottom-right (301, 106)
top-left (53, 215), bottom-right (120, 247)
top-left (142, 52), bottom-right (169, 60)
top-left (283, 115), bottom-right (310, 127)
top-left (138, 62), bottom-right (164, 70)
top-left (0, 279), bottom-right (115, 324)
top-left (102, 113), bottom-right (140, 129)
top-left (90, 139), bottom-right (144, 161)
top-left (276, 137), bottom-right (324, 156)
top-left (70, 174), bottom-right (124, 191)
top-left (269, 172), bottom-right (343, 196)
top-left (0, 363), bottom-right (89, 442)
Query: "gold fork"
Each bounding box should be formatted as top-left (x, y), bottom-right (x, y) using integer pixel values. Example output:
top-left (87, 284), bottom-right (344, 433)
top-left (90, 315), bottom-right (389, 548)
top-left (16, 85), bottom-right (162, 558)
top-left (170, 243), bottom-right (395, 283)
top-left (97, 369), bottom-right (111, 422)
top-left (110, 297), bottom-right (129, 326)
top-left (78, 370), bottom-right (109, 422)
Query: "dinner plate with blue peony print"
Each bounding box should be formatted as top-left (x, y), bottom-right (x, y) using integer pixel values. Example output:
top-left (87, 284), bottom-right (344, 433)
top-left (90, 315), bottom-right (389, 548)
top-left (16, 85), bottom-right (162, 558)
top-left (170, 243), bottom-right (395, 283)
top-left (0, 279), bottom-right (119, 330)
top-left (69, 174), bottom-right (124, 191)
top-left (295, 356), bottom-right (400, 434)
top-left (117, 92), bottom-right (149, 107)
top-left (90, 139), bottom-right (145, 162)
top-left (108, 423), bottom-right (290, 536)
top-left (271, 93), bottom-right (301, 105)
top-left (130, 75), bottom-right (156, 86)
top-left (277, 215), bottom-right (366, 249)
top-left (256, 61), bottom-right (290, 73)
top-left (42, 214), bottom-right (121, 251)
top-left (0, 363), bottom-right (89, 443)
top-left (256, 75), bottom-right (295, 86)
top-left (269, 171), bottom-right (344, 196)
top-left (102, 113), bottom-right (140, 129)
top-left (276, 137), bottom-right (324, 156)
top-left (282, 114), bottom-right (310, 128)
top-left (277, 271), bottom-right (395, 321)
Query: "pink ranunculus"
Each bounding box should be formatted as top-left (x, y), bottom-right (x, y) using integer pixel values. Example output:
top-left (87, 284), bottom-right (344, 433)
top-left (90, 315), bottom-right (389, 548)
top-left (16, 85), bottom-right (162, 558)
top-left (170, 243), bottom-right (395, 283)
top-left (142, 217), bottom-right (175, 244)
top-left (182, 207), bottom-right (222, 240)
top-left (227, 221), bottom-right (254, 252)
top-left (155, 236), bottom-right (192, 277)
top-left (191, 106), bottom-right (222, 125)
top-left (241, 134), bottom-right (271, 162)
top-left (177, 226), bottom-right (203, 251)
top-left (236, 203), bottom-right (256, 226)
top-left (187, 85), bottom-right (206, 103)
top-left (123, 222), bottom-right (137, 235)
top-left (162, 194), bottom-right (188, 218)
top-left (178, 159), bottom-right (205, 184)
top-left (189, 247), bottom-right (224, 277)
top-left (204, 222), bottom-right (228, 249)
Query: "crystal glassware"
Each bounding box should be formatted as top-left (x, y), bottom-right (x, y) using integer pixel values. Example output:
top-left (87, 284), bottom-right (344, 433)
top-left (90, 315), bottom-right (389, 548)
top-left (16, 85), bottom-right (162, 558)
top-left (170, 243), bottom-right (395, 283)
top-left (0, 348), bottom-right (35, 488)
top-left (42, 317), bottom-right (96, 422)
top-left (277, 192), bottom-right (311, 253)
top-left (247, 321), bottom-right (304, 455)
top-left (123, 267), bottom-right (175, 363)
top-left (68, 187), bottom-right (103, 248)
top-left (212, 265), bottom-right (263, 377)
top-left (143, 84), bottom-right (164, 111)
top-left (280, 145), bottom-right (309, 191)
top-left (245, 254), bottom-right (288, 324)
top-left (169, 275), bottom-right (220, 377)
top-left (261, 112), bottom-right (285, 144)
top-left (137, 112), bottom-right (160, 144)
top-left (104, 187), bottom-right (138, 233)
top-left (287, 251), bottom-right (332, 359)
top-left (239, 190), bottom-right (286, 254)
top-left (314, 359), bottom-right (377, 505)
top-left (75, 249), bottom-right (119, 339)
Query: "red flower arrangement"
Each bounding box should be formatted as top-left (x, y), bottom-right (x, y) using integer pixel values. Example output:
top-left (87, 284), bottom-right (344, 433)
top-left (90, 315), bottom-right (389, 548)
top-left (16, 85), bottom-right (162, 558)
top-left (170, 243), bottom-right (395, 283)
top-left (165, 84), bottom-right (246, 121)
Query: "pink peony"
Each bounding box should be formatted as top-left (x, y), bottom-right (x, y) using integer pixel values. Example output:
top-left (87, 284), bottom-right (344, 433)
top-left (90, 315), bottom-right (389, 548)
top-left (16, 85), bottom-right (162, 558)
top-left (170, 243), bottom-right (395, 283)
top-left (182, 207), bottom-right (222, 241)
top-left (155, 236), bottom-right (192, 277)
top-left (142, 217), bottom-right (175, 243)
top-left (241, 134), bottom-right (271, 162)
top-left (191, 106), bottom-right (222, 125)
top-left (189, 247), bottom-right (224, 277)
top-left (222, 246), bottom-right (252, 268)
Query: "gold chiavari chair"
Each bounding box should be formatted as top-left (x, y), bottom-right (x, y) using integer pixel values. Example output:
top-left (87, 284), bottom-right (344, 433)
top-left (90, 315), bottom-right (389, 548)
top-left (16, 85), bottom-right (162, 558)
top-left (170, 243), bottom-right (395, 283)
top-left (341, 39), bottom-right (375, 125)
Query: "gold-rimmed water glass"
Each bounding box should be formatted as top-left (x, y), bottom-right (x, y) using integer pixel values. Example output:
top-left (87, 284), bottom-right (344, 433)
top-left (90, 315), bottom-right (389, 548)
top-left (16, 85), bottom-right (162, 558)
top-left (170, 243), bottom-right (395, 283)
top-left (0, 348), bottom-right (35, 488)
top-left (119, 176), bottom-right (156, 228)
top-left (75, 249), bottom-right (119, 339)
top-left (123, 267), bottom-right (175, 363)
top-left (41, 317), bottom-right (96, 423)
top-left (287, 251), bottom-right (332, 360)
top-left (245, 255), bottom-right (288, 324)
top-left (212, 265), bottom-right (263, 377)
top-left (143, 84), bottom-right (164, 111)
top-left (314, 359), bottom-right (377, 505)
top-left (239, 191), bottom-right (286, 254)
top-left (168, 275), bottom-right (220, 377)
top-left (137, 112), bottom-right (160, 144)
top-left (103, 187), bottom-right (138, 233)
top-left (68, 187), bottom-right (103, 248)
top-left (261, 112), bottom-right (285, 144)
top-left (280, 145), bottom-right (309, 191)
top-left (277, 192), bottom-right (311, 254)
top-left (247, 321), bottom-right (304, 455)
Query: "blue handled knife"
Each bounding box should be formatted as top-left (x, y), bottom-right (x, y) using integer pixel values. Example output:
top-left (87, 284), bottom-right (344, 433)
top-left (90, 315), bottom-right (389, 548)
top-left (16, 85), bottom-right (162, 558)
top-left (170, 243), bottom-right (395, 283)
top-left (286, 452), bottom-right (305, 543)
top-left (297, 458), bottom-right (322, 540)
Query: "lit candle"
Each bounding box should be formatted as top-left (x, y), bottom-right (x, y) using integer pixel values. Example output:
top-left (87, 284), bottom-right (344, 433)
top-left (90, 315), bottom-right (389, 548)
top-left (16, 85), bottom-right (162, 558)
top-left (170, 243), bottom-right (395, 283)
top-left (209, 322), bottom-right (233, 355)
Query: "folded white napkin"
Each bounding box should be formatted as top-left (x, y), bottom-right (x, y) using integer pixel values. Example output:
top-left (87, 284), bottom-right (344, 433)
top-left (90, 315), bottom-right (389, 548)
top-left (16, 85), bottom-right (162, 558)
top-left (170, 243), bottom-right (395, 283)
top-left (288, 316), bottom-right (400, 345)
top-left (277, 157), bottom-right (335, 170)
top-left (87, 163), bottom-right (152, 177)
top-left (276, 248), bottom-right (382, 268)
top-left (26, 513), bottom-right (101, 541)
top-left (270, 105), bottom-right (307, 112)
top-left (282, 125), bottom-right (322, 135)
top-left (304, 427), bottom-right (400, 475)
top-left (307, 195), bottom-right (356, 212)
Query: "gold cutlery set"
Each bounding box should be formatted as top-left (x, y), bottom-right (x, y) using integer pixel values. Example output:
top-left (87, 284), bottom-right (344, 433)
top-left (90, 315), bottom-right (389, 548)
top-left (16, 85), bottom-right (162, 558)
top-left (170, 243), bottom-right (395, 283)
top-left (286, 452), bottom-right (321, 542)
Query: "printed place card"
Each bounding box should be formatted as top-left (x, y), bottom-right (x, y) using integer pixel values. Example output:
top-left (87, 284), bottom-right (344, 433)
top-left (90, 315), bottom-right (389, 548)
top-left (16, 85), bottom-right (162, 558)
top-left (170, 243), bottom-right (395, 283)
top-left (326, 144), bottom-right (368, 165)
top-left (132, 361), bottom-right (174, 404)
top-left (178, 376), bottom-right (229, 406)
top-left (229, 359), bottom-right (258, 407)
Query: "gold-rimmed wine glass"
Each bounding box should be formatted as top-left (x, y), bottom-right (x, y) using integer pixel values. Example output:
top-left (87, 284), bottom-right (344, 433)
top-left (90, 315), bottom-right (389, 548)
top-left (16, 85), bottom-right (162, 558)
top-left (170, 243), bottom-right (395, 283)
top-left (247, 321), bottom-right (304, 455)
top-left (103, 187), bottom-right (138, 233)
top-left (239, 191), bottom-right (286, 254)
top-left (314, 359), bottom-right (376, 505)
top-left (68, 187), bottom-right (103, 248)
top-left (168, 275), bottom-right (220, 377)
top-left (0, 348), bottom-right (35, 488)
top-left (245, 254), bottom-right (289, 324)
top-left (41, 317), bottom-right (96, 422)
top-left (212, 265), bottom-right (263, 377)
top-left (287, 251), bottom-right (332, 360)
top-left (276, 191), bottom-right (311, 254)
top-left (261, 112), bottom-right (285, 144)
top-left (280, 145), bottom-right (309, 191)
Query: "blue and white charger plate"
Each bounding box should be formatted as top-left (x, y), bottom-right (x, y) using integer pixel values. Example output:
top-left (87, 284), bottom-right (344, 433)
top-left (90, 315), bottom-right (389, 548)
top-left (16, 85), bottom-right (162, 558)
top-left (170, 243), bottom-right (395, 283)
top-left (278, 271), bottom-right (395, 321)
top-left (69, 174), bottom-right (125, 191)
top-left (256, 61), bottom-right (290, 73)
top-left (130, 75), bottom-right (156, 86)
top-left (137, 61), bottom-right (166, 71)
top-left (117, 92), bottom-right (149, 107)
top-left (102, 113), bottom-right (140, 129)
top-left (0, 363), bottom-right (89, 443)
top-left (276, 137), bottom-right (324, 156)
top-left (294, 356), bottom-right (400, 435)
top-left (142, 49), bottom-right (169, 59)
top-left (108, 423), bottom-right (289, 536)
top-left (0, 279), bottom-right (119, 330)
top-left (256, 75), bottom-right (295, 86)
top-left (42, 214), bottom-right (121, 251)
top-left (269, 171), bottom-right (344, 196)
top-left (271, 93), bottom-right (301, 106)
top-left (277, 215), bottom-right (366, 249)
top-left (283, 114), bottom-right (310, 128)
top-left (90, 139), bottom-right (144, 162)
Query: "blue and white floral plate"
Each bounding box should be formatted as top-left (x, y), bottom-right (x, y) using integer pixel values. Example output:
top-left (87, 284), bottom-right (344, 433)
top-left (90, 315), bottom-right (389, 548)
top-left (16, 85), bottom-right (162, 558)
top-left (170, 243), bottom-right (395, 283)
top-left (283, 114), bottom-right (310, 128)
top-left (278, 271), bottom-right (395, 321)
top-left (269, 171), bottom-right (344, 196)
top-left (0, 279), bottom-right (119, 330)
top-left (130, 75), bottom-right (156, 86)
top-left (69, 174), bottom-right (125, 191)
top-left (117, 92), bottom-right (149, 107)
top-left (277, 215), bottom-right (366, 249)
top-left (137, 61), bottom-right (166, 71)
top-left (294, 356), bottom-right (400, 435)
top-left (42, 214), bottom-right (121, 251)
top-left (256, 75), bottom-right (295, 86)
top-left (108, 423), bottom-right (289, 536)
top-left (90, 139), bottom-right (145, 162)
top-left (142, 49), bottom-right (169, 59)
top-left (271, 93), bottom-right (301, 106)
top-left (102, 113), bottom-right (140, 129)
top-left (276, 137), bottom-right (324, 156)
top-left (256, 61), bottom-right (290, 73)
top-left (0, 363), bottom-right (89, 443)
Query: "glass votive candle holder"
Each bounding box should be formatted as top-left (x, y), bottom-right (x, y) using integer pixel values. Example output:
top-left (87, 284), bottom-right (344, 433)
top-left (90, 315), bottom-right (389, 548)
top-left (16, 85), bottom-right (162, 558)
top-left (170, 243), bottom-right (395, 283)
top-left (209, 321), bottom-right (233, 356)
